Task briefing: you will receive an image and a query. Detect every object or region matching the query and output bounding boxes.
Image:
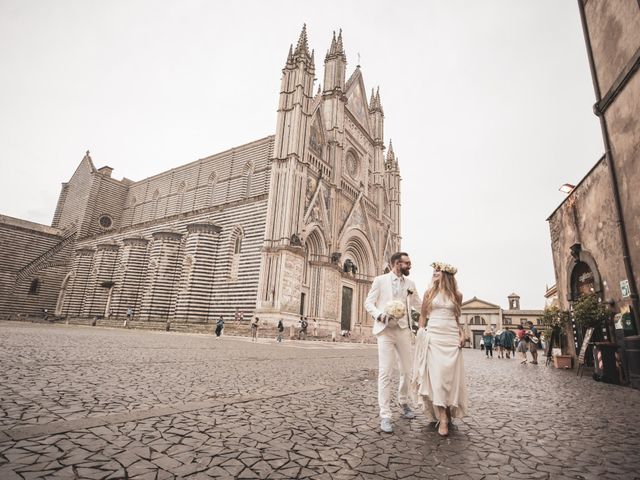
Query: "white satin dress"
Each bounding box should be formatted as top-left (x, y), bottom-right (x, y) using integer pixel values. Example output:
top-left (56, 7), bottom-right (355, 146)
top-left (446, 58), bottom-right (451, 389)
top-left (412, 292), bottom-right (468, 421)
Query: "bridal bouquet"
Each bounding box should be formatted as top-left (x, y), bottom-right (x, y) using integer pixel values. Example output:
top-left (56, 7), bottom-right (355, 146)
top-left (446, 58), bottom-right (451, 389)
top-left (384, 300), bottom-right (407, 319)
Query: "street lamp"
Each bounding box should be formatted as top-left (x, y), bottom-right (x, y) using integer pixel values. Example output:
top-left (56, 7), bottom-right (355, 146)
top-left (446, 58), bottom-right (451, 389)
top-left (559, 183), bottom-right (575, 194)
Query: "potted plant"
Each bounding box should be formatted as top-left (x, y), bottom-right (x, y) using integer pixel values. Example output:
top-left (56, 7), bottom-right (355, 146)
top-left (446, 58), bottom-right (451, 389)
top-left (542, 305), bottom-right (572, 368)
top-left (572, 293), bottom-right (611, 341)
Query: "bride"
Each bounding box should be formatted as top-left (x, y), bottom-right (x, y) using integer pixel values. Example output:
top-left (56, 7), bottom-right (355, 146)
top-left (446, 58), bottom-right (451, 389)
top-left (412, 261), bottom-right (468, 436)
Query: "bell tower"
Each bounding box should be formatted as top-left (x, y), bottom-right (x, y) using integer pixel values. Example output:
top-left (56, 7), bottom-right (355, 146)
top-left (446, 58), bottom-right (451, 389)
top-left (256, 25), bottom-right (316, 321)
top-left (508, 293), bottom-right (521, 310)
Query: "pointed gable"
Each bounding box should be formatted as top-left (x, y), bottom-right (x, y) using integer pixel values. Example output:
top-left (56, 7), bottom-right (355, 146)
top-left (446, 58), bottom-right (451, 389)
top-left (303, 179), bottom-right (331, 234)
top-left (461, 297), bottom-right (502, 310)
top-left (339, 192), bottom-right (374, 242)
top-left (344, 68), bottom-right (371, 133)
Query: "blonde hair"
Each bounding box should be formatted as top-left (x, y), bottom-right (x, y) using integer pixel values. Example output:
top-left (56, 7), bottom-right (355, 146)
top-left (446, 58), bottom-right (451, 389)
top-left (421, 271), bottom-right (462, 319)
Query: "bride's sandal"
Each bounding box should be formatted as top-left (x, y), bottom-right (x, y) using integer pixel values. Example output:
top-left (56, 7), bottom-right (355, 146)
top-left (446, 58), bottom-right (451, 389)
top-left (436, 419), bottom-right (449, 437)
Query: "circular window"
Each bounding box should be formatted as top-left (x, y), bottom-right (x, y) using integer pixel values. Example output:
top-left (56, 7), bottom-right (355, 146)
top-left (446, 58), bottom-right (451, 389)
top-left (99, 215), bottom-right (113, 229)
top-left (346, 152), bottom-right (359, 177)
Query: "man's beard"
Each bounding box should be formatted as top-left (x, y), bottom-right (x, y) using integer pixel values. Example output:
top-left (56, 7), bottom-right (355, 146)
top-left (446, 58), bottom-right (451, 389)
top-left (400, 267), bottom-right (410, 276)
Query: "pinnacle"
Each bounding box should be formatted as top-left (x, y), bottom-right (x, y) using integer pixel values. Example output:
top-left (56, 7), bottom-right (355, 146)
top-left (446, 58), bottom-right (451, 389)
top-left (286, 44), bottom-right (294, 65)
top-left (369, 88), bottom-right (376, 110)
top-left (375, 87), bottom-right (384, 114)
top-left (336, 29), bottom-right (344, 54)
top-left (325, 28), bottom-right (346, 62)
top-left (294, 24), bottom-right (311, 59)
top-left (386, 139), bottom-right (395, 160)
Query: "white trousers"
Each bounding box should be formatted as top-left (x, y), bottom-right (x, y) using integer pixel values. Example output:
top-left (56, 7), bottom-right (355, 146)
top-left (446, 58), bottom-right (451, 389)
top-left (376, 325), bottom-right (412, 419)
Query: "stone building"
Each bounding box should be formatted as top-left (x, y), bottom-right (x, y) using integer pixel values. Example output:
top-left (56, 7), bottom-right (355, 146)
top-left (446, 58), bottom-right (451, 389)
top-left (547, 3), bottom-right (640, 366)
top-left (0, 26), bottom-right (402, 331)
top-left (460, 293), bottom-right (543, 349)
top-left (460, 297), bottom-right (501, 349)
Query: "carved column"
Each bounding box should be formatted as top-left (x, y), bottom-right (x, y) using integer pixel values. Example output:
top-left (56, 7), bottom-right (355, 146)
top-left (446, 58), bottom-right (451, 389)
top-left (175, 223), bottom-right (222, 322)
top-left (139, 231), bottom-right (183, 320)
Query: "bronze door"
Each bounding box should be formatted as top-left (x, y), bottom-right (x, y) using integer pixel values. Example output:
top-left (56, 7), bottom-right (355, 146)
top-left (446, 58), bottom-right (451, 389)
top-left (341, 286), bottom-right (353, 331)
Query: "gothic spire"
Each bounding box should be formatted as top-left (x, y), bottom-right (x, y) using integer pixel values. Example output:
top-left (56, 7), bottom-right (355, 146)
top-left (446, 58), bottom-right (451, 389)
top-left (336, 29), bottom-right (345, 56)
top-left (286, 44), bottom-right (294, 66)
top-left (294, 24), bottom-right (311, 59)
top-left (369, 86), bottom-right (383, 113)
top-left (325, 28), bottom-right (346, 62)
top-left (375, 87), bottom-right (384, 114)
top-left (386, 140), bottom-right (395, 161)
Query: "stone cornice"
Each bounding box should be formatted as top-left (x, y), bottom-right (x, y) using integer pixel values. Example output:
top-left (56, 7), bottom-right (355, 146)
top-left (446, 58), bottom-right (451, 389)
top-left (96, 243), bottom-right (119, 252)
top-left (152, 231), bottom-right (183, 242)
top-left (122, 237), bottom-right (149, 247)
top-left (186, 223), bottom-right (222, 235)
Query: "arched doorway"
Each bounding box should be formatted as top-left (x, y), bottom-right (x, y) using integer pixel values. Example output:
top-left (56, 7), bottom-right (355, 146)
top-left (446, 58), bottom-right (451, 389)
top-left (339, 231), bottom-right (376, 332)
top-left (55, 272), bottom-right (73, 316)
top-left (303, 228), bottom-right (327, 322)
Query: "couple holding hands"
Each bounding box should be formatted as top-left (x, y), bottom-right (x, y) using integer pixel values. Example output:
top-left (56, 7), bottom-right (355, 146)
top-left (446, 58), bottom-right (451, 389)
top-left (364, 252), bottom-right (468, 437)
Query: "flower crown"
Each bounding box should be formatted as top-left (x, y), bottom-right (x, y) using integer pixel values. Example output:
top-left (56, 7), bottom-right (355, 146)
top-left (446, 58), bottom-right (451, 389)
top-left (431, 261), bottom-right (457, 275)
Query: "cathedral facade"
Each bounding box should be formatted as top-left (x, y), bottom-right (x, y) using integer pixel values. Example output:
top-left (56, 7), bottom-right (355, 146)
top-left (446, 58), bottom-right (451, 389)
top-left (0, 26), bottom-right (402, 330)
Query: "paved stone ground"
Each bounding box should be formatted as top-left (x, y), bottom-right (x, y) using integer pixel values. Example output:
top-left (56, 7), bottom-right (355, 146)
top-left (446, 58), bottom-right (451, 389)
top-left (1, 321), bottom-right (640, 479)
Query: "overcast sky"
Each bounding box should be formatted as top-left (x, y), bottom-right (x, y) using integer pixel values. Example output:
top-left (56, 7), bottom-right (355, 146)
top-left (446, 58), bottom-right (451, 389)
top-left (0, 0), bottom-right (604, 309)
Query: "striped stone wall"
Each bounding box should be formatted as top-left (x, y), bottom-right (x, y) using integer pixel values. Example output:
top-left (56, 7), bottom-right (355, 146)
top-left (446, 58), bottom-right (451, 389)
top-left (61, 194), bottom-right (270, 323)
top-left (120, 137), bottom-right (273, 228)
top-left (81, 176), bottom-right (129, 238)
top-left (51, 156), bottom-right (94, 232)
top-left (0, 216), bottom-right (73, 317)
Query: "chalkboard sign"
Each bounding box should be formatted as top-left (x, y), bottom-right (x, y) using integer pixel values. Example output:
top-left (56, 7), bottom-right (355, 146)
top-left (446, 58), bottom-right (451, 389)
top-left (576, 327), bottom-right (594, 377)
top-left (578, 327), bottom-right (594, 366)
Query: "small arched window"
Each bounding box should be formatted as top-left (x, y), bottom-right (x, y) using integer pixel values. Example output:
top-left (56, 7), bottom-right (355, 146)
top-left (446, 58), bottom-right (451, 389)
top-left (243, 161), bottom-right (254, 198)
top-left (151, 189), bottom-right (160, 219)
top-left (208, 172), bottom-right (217, 206)
top-left (176, 182), bottom-right (186, 213)
top-left (29, 278), bottom-right (40, 295)
top-left (229, 227), bottom-right (244, 281)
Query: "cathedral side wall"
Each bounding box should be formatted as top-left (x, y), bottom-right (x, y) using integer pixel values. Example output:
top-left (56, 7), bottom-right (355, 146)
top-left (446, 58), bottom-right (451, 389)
top-left (52, 158), bottom-right (94, 231)
top-left (81, 176), bottom-right (129, 237)
top-left (120, 137), bottom-right (274, 228)
top-left (0, 220), bottom-right (70, 317)
top-left (65, 196), bottom-right (269, 322)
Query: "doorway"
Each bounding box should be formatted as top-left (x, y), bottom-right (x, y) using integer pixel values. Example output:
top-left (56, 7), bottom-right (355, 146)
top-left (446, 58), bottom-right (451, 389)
top-left (341, 286), bottom-right (353, 331)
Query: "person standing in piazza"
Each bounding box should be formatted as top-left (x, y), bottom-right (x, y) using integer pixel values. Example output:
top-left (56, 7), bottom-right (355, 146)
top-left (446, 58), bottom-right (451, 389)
top-left (364, 251), bottom-right (422, 434)
top-left (250, 317), bottom-right (259, 342)
top-left (483, 329), bottom-right (494, 358)
top-left (215, 315), bottom-right (224, 338)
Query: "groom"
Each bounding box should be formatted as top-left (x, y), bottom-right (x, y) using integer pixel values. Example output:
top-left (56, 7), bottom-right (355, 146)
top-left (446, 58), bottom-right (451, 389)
top-left (365, 251), bottom-right (422, 433)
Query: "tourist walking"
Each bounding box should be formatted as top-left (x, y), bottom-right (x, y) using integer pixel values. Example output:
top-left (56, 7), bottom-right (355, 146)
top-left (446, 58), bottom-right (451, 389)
top-left (494, 331), bottom-right (503, 358)
top-left (516, 325), bottom-right (528, 364)
top-left (215, 315), bottom-right (224, 337)
top-left (483, 330), bottom-right (494, 358)
top-left (298, 317), bottom-right (308, 340)
top-left (499, 328), bottom-right (515, 359)
top-left (276, 319), bottom-right (284, 342)
top-left (251, 317), bottom-right (259, 342)
top-left (312, 318), bottom-right (318, 337)
top-left (526, 320), bottom-right (540, 364)
top-left (412, 261), bottom-right (468, 437)
top-left (364, 251), bottom-right (422, 434)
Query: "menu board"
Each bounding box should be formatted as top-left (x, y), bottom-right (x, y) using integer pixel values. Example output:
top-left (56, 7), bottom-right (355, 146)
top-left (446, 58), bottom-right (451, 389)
top-left (577, 327), bottom-right (595, 366)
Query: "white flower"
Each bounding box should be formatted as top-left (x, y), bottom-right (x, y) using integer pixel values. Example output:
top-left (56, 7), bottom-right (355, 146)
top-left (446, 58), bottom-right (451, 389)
top-left (384, 300), bottom-right (407, 319)
top-left (431, 261), bottom-right (457, 275)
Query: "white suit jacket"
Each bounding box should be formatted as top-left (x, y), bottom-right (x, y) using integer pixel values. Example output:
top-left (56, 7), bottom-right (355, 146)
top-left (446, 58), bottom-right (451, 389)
top-left (364, 272), bottom-right (422, 335)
